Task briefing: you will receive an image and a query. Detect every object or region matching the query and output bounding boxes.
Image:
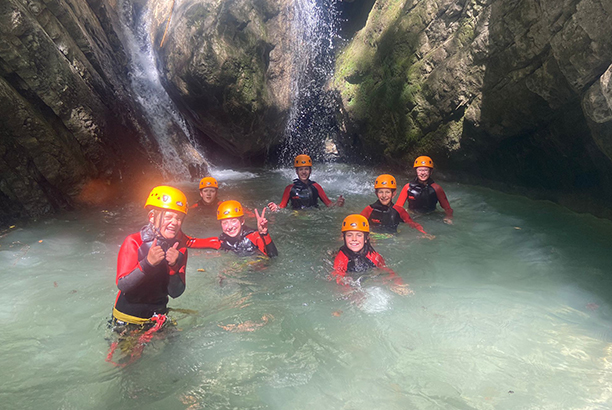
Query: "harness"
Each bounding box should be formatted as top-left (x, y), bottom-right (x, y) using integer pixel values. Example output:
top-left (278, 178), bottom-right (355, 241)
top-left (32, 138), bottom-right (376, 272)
top-left (289, 179), bottom-right (320, 209)
top-left (368, 201), bottom-right (402, 233)
top-left (339, 245), bottom-right (377, 279)
top-left (219, 227), bottom-right (260, 256)
top-left (106, 313), bottom-right (167, 367)
top-left (407, 178), bottom-right (438, 212)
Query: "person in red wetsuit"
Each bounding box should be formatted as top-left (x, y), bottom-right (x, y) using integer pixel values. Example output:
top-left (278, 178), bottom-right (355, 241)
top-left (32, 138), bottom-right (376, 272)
top-left (360, 174), bottom-right (433, 238)
top-left (190, 176), bottom-right (221, 216)
top-left (396, 156), bottom-right (453, 224)
top-left (331, 214), bottom-right (412, 295)
top-left (187, 200), bottom-right (278, 257)
top-left (267, 154), bottom-right (344, 211)
top-left (112, 186), bottom-right (190, 328)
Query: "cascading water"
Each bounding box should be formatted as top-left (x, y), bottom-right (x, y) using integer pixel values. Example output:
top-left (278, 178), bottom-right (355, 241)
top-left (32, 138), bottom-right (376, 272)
top-left (279, 0), bottom-right (341, 164)
top-left (117, 0), bottom-right (206, 179)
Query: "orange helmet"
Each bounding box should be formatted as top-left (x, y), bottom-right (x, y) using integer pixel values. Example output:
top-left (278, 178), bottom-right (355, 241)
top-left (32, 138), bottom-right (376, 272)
top-left (341, 214), bottom-right (370, 233)
top-left (199, 177), bottom-right (218, 190)
top-left (374, 174), bottom-right (396, 190)
top-left (217, 200), bottom-right (244, 220)
top-left (144, 186), bottom-right (188, 215)
top-left (413, 156), bottom-right (434, 168)
top-left (294, 154), bottom-right (312, 167)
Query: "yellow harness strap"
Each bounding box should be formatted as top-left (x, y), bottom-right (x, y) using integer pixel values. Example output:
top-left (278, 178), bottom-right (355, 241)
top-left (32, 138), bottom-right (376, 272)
top-left (112, 308), bottom-right (151, 325)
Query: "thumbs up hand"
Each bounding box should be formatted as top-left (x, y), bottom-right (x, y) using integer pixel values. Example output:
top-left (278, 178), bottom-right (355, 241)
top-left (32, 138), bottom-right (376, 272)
top-left (147, 238), bottom-right (165, 266)
top-left (166, 242), bottom-right (180, 266)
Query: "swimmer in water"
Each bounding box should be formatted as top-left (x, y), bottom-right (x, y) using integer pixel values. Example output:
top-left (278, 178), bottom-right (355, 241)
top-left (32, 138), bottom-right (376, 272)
top-left (187, 200), bottom-right (278, 257)
top-left (331, 214), bottom-right (412, 295)
top-left (360, 174), bottom-right (434, 238)
top-left (107, 186), bottom-right (190, 366)
top-left (396, 156), bottom-right (453, 224)
top-left (267, 154), bottom-right (344, 211)
top-left (190, 177), bottom-right (221, 216)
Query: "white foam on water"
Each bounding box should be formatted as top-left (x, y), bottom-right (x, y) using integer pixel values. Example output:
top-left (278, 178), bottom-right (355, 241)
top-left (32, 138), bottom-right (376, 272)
top-left (208, 168), bottom-right (259, 181)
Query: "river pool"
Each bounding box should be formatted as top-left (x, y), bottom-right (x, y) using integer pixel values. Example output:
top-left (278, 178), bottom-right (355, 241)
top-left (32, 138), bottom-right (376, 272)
top-left (1, 164), bottom-right (612, 409)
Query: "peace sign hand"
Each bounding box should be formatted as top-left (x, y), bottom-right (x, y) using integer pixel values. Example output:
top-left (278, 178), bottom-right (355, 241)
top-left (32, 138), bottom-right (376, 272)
top-left (255, 208), bottom-right (268, 235)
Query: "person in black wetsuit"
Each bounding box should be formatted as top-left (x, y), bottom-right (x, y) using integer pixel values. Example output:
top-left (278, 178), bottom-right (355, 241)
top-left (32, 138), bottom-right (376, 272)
top-left (190, 176), bottom-right (221, 216)
top-left (187, 200), bottom-right (278, 257)
top-left (331, 214), bottom-right (412, 295)
top-left (396, 156), bottom-right (453, 224)
top-left (360, 174), bottom-right (433, 238)
top-left (267, 154), bottom-right (344, 211)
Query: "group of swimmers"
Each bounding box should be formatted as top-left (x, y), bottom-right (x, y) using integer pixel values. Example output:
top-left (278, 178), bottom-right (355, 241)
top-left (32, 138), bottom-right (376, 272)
top-left (107, 155), bottom-right (452, 365)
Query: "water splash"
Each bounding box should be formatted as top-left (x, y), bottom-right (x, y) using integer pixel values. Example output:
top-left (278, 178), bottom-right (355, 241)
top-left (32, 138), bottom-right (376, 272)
top-left (117, 0), bottom-right (206, 180)
top-left (279, 0), bottom-right (341, 165)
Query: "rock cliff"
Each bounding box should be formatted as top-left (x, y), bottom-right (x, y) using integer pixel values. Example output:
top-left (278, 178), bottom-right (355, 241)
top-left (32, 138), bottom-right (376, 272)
top-left (0, 0), bottom-right (206, 226)
top-left (333, 0), bottom-right (612, 204)
top-left (4, 0), bottom-right (612, 225)
top-left (147, 0), bottom-right (293, 161)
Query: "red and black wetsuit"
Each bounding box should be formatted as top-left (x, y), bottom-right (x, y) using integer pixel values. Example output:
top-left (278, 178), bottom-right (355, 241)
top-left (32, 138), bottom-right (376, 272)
top-left (396, 177), bottom-right (453, 218)
top-left (278, 179), bottom-right (332, 209)
top-left (114, 225), bottom-right (188, 322)
top-left (190, 199), bottom-right (221, 216)
top-left (187, 226), bottom-right (278, 257)
top-left (332, 244), bottom-right (386, 282)
top-left (360, 200), bottom-right (427, 234)
top-left (332, 244), bottom-right (403, 286)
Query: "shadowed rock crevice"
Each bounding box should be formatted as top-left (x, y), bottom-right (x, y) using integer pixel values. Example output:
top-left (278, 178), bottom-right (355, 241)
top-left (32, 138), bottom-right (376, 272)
top-left (332, 0), bottom-right (612, 214)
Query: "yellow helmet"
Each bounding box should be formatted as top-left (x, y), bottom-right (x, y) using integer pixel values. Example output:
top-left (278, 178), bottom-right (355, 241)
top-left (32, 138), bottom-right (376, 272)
top-left (294, 154), bottom-right (312, 167)
top-left (217, 200), bottom-right (244, 220)
top-left (374, 174), bottom-right (396, 190)
top-left (413, 156), bottom-right (434, 168)
top-left (144, 186), bottom-right (188, 215)
top-left (341, 214), bottom-right (370, 233)
top-left (199, 176), bottom-right (218, 190)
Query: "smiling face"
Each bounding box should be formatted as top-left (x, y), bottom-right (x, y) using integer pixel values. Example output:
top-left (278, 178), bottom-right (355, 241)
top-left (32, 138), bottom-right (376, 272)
top-left (150, 210), bottom-right (184, 239)
top-left (199, 187), bottom-right (218, 205)
top-left (376, 188), bottom-right (396, 206)
top-left (416, 167), bottom-right (431, 183)
top-left (220, 217), bottom-right (244, 237)
top-left (296, 166), bottom-right (311, 182)
top-left (344, 231), bottom-right (366, 253)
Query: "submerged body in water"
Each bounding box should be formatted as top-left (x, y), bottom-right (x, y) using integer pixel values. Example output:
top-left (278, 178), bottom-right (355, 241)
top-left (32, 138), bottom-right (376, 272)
top-left (2, 164), bottom-right (612, 409)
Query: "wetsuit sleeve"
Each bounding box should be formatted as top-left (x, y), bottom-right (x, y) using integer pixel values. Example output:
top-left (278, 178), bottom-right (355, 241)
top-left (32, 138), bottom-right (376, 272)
top-left (395, 184), bottom-right (409, 207)
top-left (312, 183), bottom-right (333, 207)
top-left (116, 234), bottom-right (149, 293)
top-left (431, 183), bottom-right (453, 218)
top-left (246, 232), bottom-right (278, 257)
top-left (360, 206), bottom-right (373, 219)
top-left (279, 185), bottom-right (293, 208)
top-left (331, 251), bottom-right (349, 283)
top-left (185, 235), bottom-right (222, 249)
top-left (393, 204), bottom-right (427, 234)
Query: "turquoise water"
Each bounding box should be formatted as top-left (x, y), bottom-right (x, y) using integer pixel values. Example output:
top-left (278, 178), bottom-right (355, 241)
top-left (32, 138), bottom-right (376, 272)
top-left (2, 164), bottom-right (612, 409)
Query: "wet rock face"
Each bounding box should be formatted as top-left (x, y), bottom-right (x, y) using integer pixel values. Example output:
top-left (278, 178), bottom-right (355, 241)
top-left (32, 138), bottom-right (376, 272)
top-left (0, 0), bottom-right (205, 226)
top-left (0, 0), bottom-right (139, 224)
top-left (148, 0), bottom-right (293, 160)
top-left (333, 0), bottom-right (612, 199)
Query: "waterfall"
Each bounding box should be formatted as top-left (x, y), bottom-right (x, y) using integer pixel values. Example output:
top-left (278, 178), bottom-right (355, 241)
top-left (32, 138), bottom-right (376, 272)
top-left (279, 0), bottom-right (340, 164)
top-left (117, 0), bottom-right (206, 180)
